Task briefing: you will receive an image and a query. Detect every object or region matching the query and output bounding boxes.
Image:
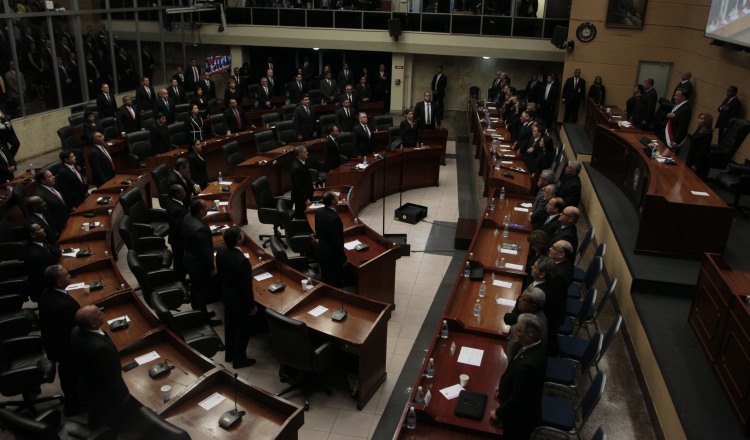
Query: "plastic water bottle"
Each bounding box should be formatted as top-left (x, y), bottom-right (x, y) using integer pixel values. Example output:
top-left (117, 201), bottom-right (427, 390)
top-left (494, 228), bottom-right (499, 237)
top-left (491, 272), bottom-right (496, 282)
top-left (29, 164), bottom-right (35, 176)
top-left (307, 277), bottom-right (313, 290)
top-left (469, 252), bottom-right (474, 260)
top-left (479, 280), bottom-right (486, 298)
top-left (406, 407), bottom-right (417, 429)
top-left (489, 197), bottom-right (496, 212)
top-left (499, 186), bottom-right (506, 200)
top-left (425, 358), bottom-right (435, 378)
top-left (363, 155), bottom-right (368, 165)
top-left (502, 224), bottom-right (509, 238)
top-left (440, 320), bottom-right (449, 339)
top-left (473, 299), bottom-right (481, 318)
top-left (218, 171), bottom-right (223, 183)
top-left (414, 386), bottom-right (425, 404)
top-left (503, 214), bottom-right (510, 227)
top-left (499, 257), bottom-right (506, 269)
top-left (464, 261), bottom-right (470, 278)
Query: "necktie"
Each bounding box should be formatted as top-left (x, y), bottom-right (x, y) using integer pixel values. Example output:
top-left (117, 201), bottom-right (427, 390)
top-left (71, 166), bottom-right (82, 182)
top-left (348, 94), bottom-right (352, 103)
top-left (574, 78), bottom-right (577, 89)
top-left (99, 146), bottom-right (114, 168)
top-left (128, 107), bottom-right (134, 119)
top-left (146, 87), bottom-right (150, 98)
top-left (234, 109), bottom-right (241, 127)
top-left (47, 186), bottom-right (64, 203)
top-left (426, 103), bottom-right (431, 125)
top-left (364, 125), bottom-right (370, 137)
top-left (164, 99), bottom-right (169, 110)
top-left (106, 93), bottom-right (110, 102)
top-left (0, 148), bottom-right (7, 163)
top-left (327, 79), bottom-right (331, 87)
top-left (263, 86), bottom-right (268, 95)
top-left (193, 66), bottom-right (198, 81)
top-left (174, 87), bottom-right (178, 96)
top-left (345, 108), bottom-right (349, 118)
top-left (305, 106), bottom-right (310, 116)
top-left (298, 82), bottom-right (302, 91)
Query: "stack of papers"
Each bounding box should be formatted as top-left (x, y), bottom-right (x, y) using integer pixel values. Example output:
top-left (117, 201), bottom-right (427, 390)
top-left (62, 248), bottom-right (80, 257)
top-left (505, 263), bottom-right (524, 271)
top-left (107, 315), bottom-right (131, 325)
top-left (457, 346), bottom-right (484, 366)
top-left (253, 272), bottom-right (273, 281)
top-left (344, 240), bottom-right (362, 250)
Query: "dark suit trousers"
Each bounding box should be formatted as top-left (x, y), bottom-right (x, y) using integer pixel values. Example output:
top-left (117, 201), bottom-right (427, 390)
top-left (58, 354), bottom-right (82, 410)
top-left (190, 272), bottom-right (211, 315)
top-left (564, 99), bottom-right (581, 123)
top-left (223, 304), bottom-right (252, 363)
top-left (89, 394), bottom-right (143, 431)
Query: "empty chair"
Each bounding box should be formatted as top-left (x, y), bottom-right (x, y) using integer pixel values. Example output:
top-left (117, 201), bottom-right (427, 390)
top-left (533, 371), bottom-right (606, 439)
top-left (568, 256), bottom-right (602, 299)
top-left (275, 119), bottom-right (295, 133)
top-left (222, 140), bottom-right (245, 167)
top-left (126, 131), bottom-right (154, 169)
top-left (261, 112), bottom-right (280, 127)
top-left (545, 332), bottom-right (602, 395)
top-left (276, 198), bottom-right (312, 251)
top-left (269, 236), bottom-right (320, 280)
top-left (255, 130), bottom-right (281, 153)
top-left (100, 116), bottom-right (116, 130)
top-left (68, 113), bottom-right (86, 127)
top-left (41, 160), bottom-right (63, 176)
top-left (10, 183), bottom-right (29, 217)
top-left (133, 407), bottom-right (190, 440)
top-left (283, 103), bottom-right (296, 120)
top-left (265, 308), bottom-right (335, 410)
top-left (319, 114), bottom-right (337, 135)
top-left (559, 315), bottom-right (623, 369)
top-left (250, 176), bottom-right (288, 247)
top-left (207, 98), bottom-right (219, 115)
top-left (278, 129), bottom-right (298, 145)
top-left (710, 118), bottom-right (750, 170)
top-left (0, 335), bottom-right (62, 412)
top-left (150, 164), bottom-right (170, 208)
top-left (141, 109), bottom-right (154, 121)
top-left (174, 103), bottom-right (190, 116)
top-left (0, 408), bottom-right (113, 440)
top-left (151, 292), bottom-right (224, 358)
top-left (210, 114), bottom-right (228, 138)
top-left (126, 250), bottom-right (185, 308)
top-left (308, 89), bottom-right (325, 105)
top-left (575, 227), bottom-right (595, 265)
top-left (469, 85), bottom-right (481, 100)
top-left (118, 216), bottom-right (173, 270)
top-left (339, 143), bottom-right (354, 162)
top-left (0, 294), bottom-right (38, 340)
top-left (388, 126), bottom-right (401, 149)
top-left (104, 125), bottom-right (120, 140)
top-left (168, 122), bottom-right (189, 147)
top-left (559, 289), bottom-right (596, 337)
top-left (142, 117), bottom-right (156, 132)
top-left (374, 114), bottom-right (393, 130)
top-left (337, 131), bottom-right (352, 146)
top-left (716, 162), bottom-right (750, 216)
top-left (119, 188), bottom-right (169, 237)
top-left (574, 243), bottom-right (605, 283)
top-left (84, 102), bottom-right (98, 113)
top-left (589, 278), bottom-right (617, 332)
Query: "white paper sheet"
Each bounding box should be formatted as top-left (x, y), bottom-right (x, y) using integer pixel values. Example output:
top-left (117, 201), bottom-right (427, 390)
top-left (501, 160), bottom-right (513, 164)
top-left (308, 203), bottom-right (324, 209)
top-left (513, 207), bottom-right (529, 212)
top-left (62, 248), bottom-right (80, 257)
top-left (253, 272), bottom-right (273, 281)
top-left (439, 384), bottom-right (464, 400)
top-left (134, 351), bottom-right (160, 365)
top-left (107, 315), bottom-right (131, 325)
top-left (65, 282), bottom-right (86, 290)
top-left (691, 191), bottom-right (709, 196)
top-left (308, 305), bottom-right (328, 317)
top-left (457, 346), bottom-right (484, 366)
top-left (344, 240), bottom-right (362, 250)
top-left (505, 263), bottom-right (524, 271)
top-left (198, 392), bottom-right (226, 410)
top-left (492, 280), bottom-right (513, 288)
top-left (496, 298), bottom-right (516, 307)
top-left (520, 203), bottom-right (533, 208)
top-left (500, 248), bottom-right (518, 255)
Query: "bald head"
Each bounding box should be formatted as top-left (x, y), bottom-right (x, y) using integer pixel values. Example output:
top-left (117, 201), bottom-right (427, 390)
top-left (26, 195), bottom-right (46, 213)
top-left (560, 206), bottom-right (580, 225)
top-left (75, 305), bottom-right (104, 330)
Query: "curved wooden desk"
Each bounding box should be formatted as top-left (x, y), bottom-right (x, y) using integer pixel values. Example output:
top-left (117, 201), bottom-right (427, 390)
top-left (591, 124), bottom-right (732, 258)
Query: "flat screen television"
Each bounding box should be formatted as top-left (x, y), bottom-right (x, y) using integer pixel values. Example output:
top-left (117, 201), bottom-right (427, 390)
top-left (705, 0), bottom-right (750, 48)
top-left (205, 55), bottom-right (231, 75)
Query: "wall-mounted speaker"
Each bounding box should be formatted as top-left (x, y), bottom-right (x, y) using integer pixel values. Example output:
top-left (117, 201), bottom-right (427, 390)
top-left (388, 19), bottom-right (402, 40)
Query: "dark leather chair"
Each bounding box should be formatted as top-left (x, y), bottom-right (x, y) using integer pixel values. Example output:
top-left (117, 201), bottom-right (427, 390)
top-left (11, 183), bottom-right (29, 217)
top-left (42, 160), bottom-right (64, 176)
top-left (118, 216), bottom-right (173, 270)
top-left (387, 126), bottom-right (401, 150)
top-left (261, 112), bottom-right (280, 127)
top-left (469, 85), bottom-right (481, 100)
top-left (275, 119), bottom-right (295, 133)
top-left (126, 131), bottom-right (154, 169)
top-left (104, 126), bottom-right (120, 140)
top-left (255, 130), bottom-right (281, 153)
top-left (174, 103), bottom-right (191, 116)
top-left (0, 294), bottom-right (38, 340)
top-left (68, 113), bottom-right (86, 127)
top-left (716, 161), bottom-right (750, 216)
top-left (246, 84), bottom-right (259, 102)
top-left (207, 98), bottom-right (219, 116)
top-left (283, 103), bottom-right (296, 120)
top-left (119, 188), bottom-right (170, 237)
top-left (126, 250), bottom-right (185, 308)
top-left (150, 164), bottom-right (170, 208)
top-left (210, 114), bottom-right (228, 138)
top-left (99, 116), bottom-right (116, 130)
top-left (141, 117), bottom-right (156, 132)
top-left (0, 408), bottom-right (114, 440)
top-left (133, 407), bottom-right (190, 440)
top-left (374, 114), bottom-right (393, 130)
top-left (710, 118), bottom-right (750, 170)
top-left (278, 129), bottom-right (298, 145)
top-left (55, 126), bottom-right (85, 168)
top-left (168, 122), bottom-right (188, 147)
top-left (309, 89), bottom-right (326, 105)
top-left (319, 114), bottom-right (336, 135)
top-left (270, 236), bottom-right (320, 280)
top-left (265, 308), bottom-right (335, 411)
top-left (250, 176), bottom-right (289, 248)
top-left (0, 336), bottom-right (62, 412)
top-left (221, 140), bottom-right (245, 167)
top-left (339, 143), bottom-right (354, 162)
top-left (84, 102), bottom-right (98, 113)
top-left (0, 222), bottom-right (25, 262)
top-left (141, 109), bottom-right (154, 121)
top-left (151, 292), bottom-right (224, 358)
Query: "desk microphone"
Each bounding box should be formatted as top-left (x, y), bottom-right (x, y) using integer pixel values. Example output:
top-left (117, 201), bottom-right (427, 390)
top-left (268, 269), bottom-right (285, 293)
top-left (332, 286), bottom-right (348, 322)
top-left (76, 243), bottom-right (93, 258)
top-left (219, 373), bottom-right (245, 429)
top-left (90, 276), bottom-right (104, 291)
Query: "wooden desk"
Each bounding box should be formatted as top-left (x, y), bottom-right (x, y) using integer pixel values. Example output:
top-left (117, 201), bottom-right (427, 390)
top-left (591, 124), bottom-right (733, 258)
top-left (72, 193), bottom-right (120, 215)
top-left (393, 408), bottom-right (497, 439)
top-left (59, 239), bottom-right (110, 272)
top-left (197, 176), bottom-right (249, 226)
top-left (144, 148), bottom-right (190, 171)
top-left (444, 270), bottom-right (520, 336)
top-left (159, 368), bottom-right (304, 440)
top-left (199, 131), bottom-right (254, 180)
top-left (468, 220), bottom-right (530, 278)
top-left (344, 224), bottom-right (401, 306)
top-left (250, 260), bottom-right (314, 315)
top-left (285, 285), bottom-right (391, 410)
top-left (98, 290), bottom-right (164, 351)
top-left (58, 214), bottom-right (110, 243)
top-left (418, 129), bottom-right (448, 165)
top-left (482, 191), bottom-right (534, 233)
top-left (67, 259), bottom-right (130, 306)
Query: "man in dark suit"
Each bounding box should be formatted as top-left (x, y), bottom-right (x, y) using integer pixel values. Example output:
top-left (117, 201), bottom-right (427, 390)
top-left (216, 226), bottom-right (257, 369)
top-left (116, 96), bottom-right (140, 134)
top-left (141, 45), bottom-right (155, 81)
top-left (35, 170), bottom-right (69, 233)
top-left (338, 84), bottom-right (359, 113)
top-left (24, 223), bottom-right (62, 302)
top-left (56, 150), bottom-right (88, 209)
top-left (172, 66), bottom-right (186, 88)
top-left (561, 68), bottom-right (586, 123)
top-left (355, 76), bottom-right (371, 104)
top-left (491, 313), bottom-right (547, 440)
top-left (301, 56), bottom-right (315, 86)
top-left (39, 265), bottom-right (82, 415)
top-left (351, 112), bottom-right (374, 157)
top-left (150, 113), bottom-right (172, 154)
top-left (56, 56), bottom-right (75, 106)
top-left (165, 184), bottom-right (187, 280)
top-left (664, 88), bottom-right (692, 151)
top-left (315, 191), bottom-right (347, 287)
top-left (672, 71), bottom-right (693, 102)
top-left (0, 109), bottom-right (20, 157)
top-left (88, 132), bottom-right (116, 187)
top-left (168, 78), bottom-right (184, 105)
top-left (550, 206), bottom-right (580, 256)
top-left (717, 85), bottom-right (742, 141)
top-left (95, 83), bottom-right (117, 119)
top-left (115, 47), bottom-right (135, 91)
top-left (557, 161), bottom-right (582, 208)
top-left (537, 197), bottom-right (563, 237)
top-left (153, 89), bottom-right (174, 124)
top-left (25, 196), bottom-right (59, 246)
top-left (223, 98), bottom-right (249, 134)
top-left (256, 77), bottom-right (275, 110)
top-left (540, 74), bottom-right (560, 129)
top-left (530, 185), bottom-right (557, 230)
top-left (513, 111), bottom-right (534, 150)
top-left (291, 145), bottom-right (314, 219)
top-left (134, 76), bottom-right (156, 112)
top-left (0, 139), bottom-right (17, 183)
top-left (549, 240), bottom-right (575, 293)
top-left (373, 63), bottom-right (390, 104)
top-left (399, 109), bottom-right (419, 148)
top-left (336, 98), bottom-right (356, 132)
top-left (185, 59), bottom-right (201, 92)
top-left (413, 91), bottom-right (436, 129)
top-left (320, 71), bottom-right (338, 104)
top-left (288, 73), bottom-right (306, 106)
top-left (293, 95), bottom-right (317, 141)
top-left (338, 63), bottom-right (354, 89)
top-left (182, 199), bottom-right (221, 325)
top-left (640, 78), bottom-right (658, 130)
top-left (167, 158), bottom-right (200, 206)
top-left (199, 72), bottom-right (216, 101)
top-left (72, 305), bottom-right (143, 430)
top-left (324, 125), bottom-right (342, 171)
top-left (430, 66), bottom-right (447, 128)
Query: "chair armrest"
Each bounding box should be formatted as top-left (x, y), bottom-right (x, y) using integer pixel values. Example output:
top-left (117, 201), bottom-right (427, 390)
top-left (147, 208), bottom-right (168, 222)
top-left (133, 222), bottom-right (156, 236)
top-left (172, 310), bottom-right (208, 332)
top-left (35, 409), bottom-right (61, 427)
top-left (3, 335), bottom-right (44, 357)
top-left (139, 254), bottom-right (166, 271)
top-left (273, 196), bottom-right (293, 209)
top-left (147, 269), bottom-right (180, 287)
top-left (728, 162), bottom-right (750, 175)
top-left (313, 341), bottom-right (336, 371)
top-left (136, 236), bottom-right (167, 252)
top-left (257, 207), bottom-right (279, 225)
top-left (286, 256), bottom-right (310, 272)
top-left (290, 219), bottom-right (312, 235)
top-left (0, 366), bottom-right (45, 393)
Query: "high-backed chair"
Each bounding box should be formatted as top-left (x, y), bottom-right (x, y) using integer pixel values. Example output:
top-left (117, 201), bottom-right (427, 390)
top-left (126, 131), bottom-right (154, 169)
top-left (545, 332), bottom-right (602, 396)
top-left (710, 118), bottom-right (750, 170)
top-left (265, 308), bottom-right (335, 410)
top-left (309, 89), bottom-right (325, 105)
top-left (534, 371), bottom-right (606, 439)
top-left (174, 103), bottom-right (191, 116)
top-left (716, 161), bottom-right (750, 216)
top-left (250, 176), bottom-right (288, 247)
top-left (142, 117), bottom-right (156, 132)
top-left (207, 98), bottom-right (219, 116)
top-left (575, 243), bottom-right (605, 283)
top-left (104, 126), bottom-right (120, 140)
top-left (221, 141), bottom-right (244, 167)
top-left (119, 188), bottom-right (169, 237)
top-left (374, 114), bottom-right (393, 130)
top-left (283, 103), bottom-right (296, 120)
top-left (337, 131), bottom-right (352, 146)
top-left (133, 407), bottom-right (190, 440)
top-left (388, 126), bottom-right (401, 150)
top-left (68, 113), bottom-right (86, 127)
top-left (0, 336), bottom-right (62, 412)
top-left (568, 256), bottom-right (603, 300)
top-left (575, 227), bottom-right (595, 265)
top-left (319, 114), bottom-right (336, 135)
top-left (126, 250), bottom-right (185, 307)
top-left (42, 160), bottom-right (63, 176)
top-left (261, 112), bottom-right (280, 127)
top-left (210, 114), bottom-right (228, 138)
top-left (118, 216), bottom-right (173, 270)
top-left (278, 129), bottom-right (298, 145)
top-left (168, 122), bottom-right (189, 147)
top-left (11, 183), bottom-right (29, 217)
top-left (269, 236), bottom-right (320, 280)
top-left (0, 294), bottom-right (38, 340)
top-left (151, 292), bottom-right (224, 358)
top-left (255, 130), bottom-right (281, 153)
top-left (275, 119), bottom-right (295, 133)
top-left (469, 85), bottom-right (481, 100)
top-left (150, 164), bottom-right (170, 208)
top-left (56, 126), bottom-right (84, 166)
top-left (141, 109), bottom-right (154, 121)
top-left (100, 116), bottom-right (116, 130)
top-left (0, 408), bottom-right (113, 440)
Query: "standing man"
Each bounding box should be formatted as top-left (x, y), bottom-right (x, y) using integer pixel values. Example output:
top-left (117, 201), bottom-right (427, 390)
top-left (490, 313), bottom-right (547, 440)
top-left (640, 78), bottom-right (658, 130)
top-left (35, 170), bottom-right (69, 233)
top-left (141, 45), bottom-right (155, 81)
top-left (165, 184), bottom-right (187, 280)
top-left (168, 78), bottom-right (184, 104)
top-left (39, 265), bottom-right (82, 416)
top-left (320, 71), bottom-right (338, 104)
top-left (430, 66), bottom-right (447, 128)
top-left (4, 61), bottom-right (25, 117)
top-left (0, 126), bottom-right (18, 182)
top-left (223, 98), bottom-right (249, 134)
top-left (540, 74), bottom-right (559, 129)
top-left (561, 68), bottom-right (585, 123)
top-left (325, 125), bottom-right (342, 171)
top-left (672, 71), bottom-right (693, 101)
top-left (352, 112), bottom-right (374, 157)
top-left (664, 88), bottom-right (692, 151)
top-left (186, 59), bottom-right (201, 92)
top-left (339, 85), bottom-right (359, 113)
top-left (0, 107), bottom-right (20, 157)
top-left (288, 73), bottom-right (306, 106)
top-left (96, 83), bottom-right (117, 119)
top-left (116, 96), bottom-right (141, 134)
top-left (293, 94), bottom-right (317, 141)
top-left (24, 223), bottom-right (62, 302)
top-left (336, 98), bottom-right (356, 132)
top-left (88, 132), bottom-right (116, 187)
top-left (182, 199), bottom-right (221, 325)
top-left (216, 226), bottom-right (257, 369)
top-left (135, 76), bottom-right (156, 112)
top-left (173, 66), bottom-right (186, 87)
top-left (717, 85), bottom-right (742, 141)
top-left (355, 76), bottom-right (371, 103)
top-left (315, 191), bottom-right (347, 287)
top-left (338, 63), bottom-right (354, 89)
top-left (154, 89), bottom-right (174, 123)
top-left (291, 145), bottom-right (314, 219)
top-left (56, 150), bottom-right (88, 209)
top-left (557, 161), bottom-right (582, 208)
top-left (167, 158), bottom-right (200, 206)
top-left (373, 63), bottom-right (390, 106)
top-left (150, 113), bottom-right (172, 154)
top-left (256, 77), bottom-right (275, 110)
top-left (200, 72), bottom-right (216, 101)
top-left (413, 91), bottom-right (436, 129)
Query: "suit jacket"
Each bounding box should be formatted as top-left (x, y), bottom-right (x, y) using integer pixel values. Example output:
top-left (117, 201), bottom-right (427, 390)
top-left (337, 70), bottom-right (354, 88)
top-left (288, 81), bottom-right (306, 105)
top-left (551, 224), bottom-right (578, 256)
top-left (355, 83), bottom-right (371, 102)
top-left (224, 87), bottom-right (243, 104)
top-left (223, 107), bottom-right (248, 134)
top-left (324, 136), bottom-right (341, 171)
top-left (39, 288), bottom-right (80, 361)
top-left (0, 143), bottom-right (17, 183)
top-left (165, 198), bottom-right (186, 247)
top-left (338, 92), bottom-right (359, 112)
top-left (216, 244), bottom-right (255, 312)
top-left (554, 259), bottom-right (574, 294)
top-left (431, 73), bottom-right (447, 100)
top-left (399, 119), bottom-right (419, 147)
top-left (36, 185), bottom-right (69, 233)
top-left (154, 97), bottom-right (175, 123)
top-left (172, 72), bottom-right (186, 87)
top-left (135, 85), bottom-right (156, 111)
top-left (55, 164), bottom-right (88, 209)
top-left (641, 87), bottom-right (658, 128)
top-left (181, 214), bottom-right (214, 275)
top-left (525, 79), bottom-right (543, 104)
top-left (717, 97), bottom-right (742, 131)
top-left (666, 101), bottom-right (692, 147)
top-left (293, 105), bottom-right (317, 140)
top-left (541, 82), bottom-right (560, 114)
top-left (413, 101), bottom-right (436, 129)
top-left (88, 144), bottom-right (116, 187)
top-left (538, 214), bottom-right (560, 237)
top-left (116, 105), bottom-right (140, 134)
top-left (198, 78), bottom-right (216, 100)
top-left (168, 85), bottom-right (184, 104)
top-left (185, 65), bottom-right (201, 92)
top-left (320, 78), bottom-right (338, 101)
top-left (562, 76), bottom-right (586, 103)
top-left (150, 122), bottom-right (172, 154)
top-left (96, 93), bottom-right (117, 119)
top-left (24, 242), bottom-right (61, 302)
top-left (674, 80), bottom-right (693, 99)
top-left (335, 107), bottom-right (356, 133)
top-left (352, 123), bottom-right (374, 157)
top-left (291, 158), bottom-right (314, 213)
top-left (255, 85), bottom-right (274, 109)
top-left (71, 327), bottom-right (130, 410)
top-left (557, 174), bottom-right (581, 207)
top-left (315, 206), bottom-right (346, 265)
top-left (166, 170), bottom-right (196, 206)
top-left (25, 213), bottom-right (58, 247)
top-left (495, 342), bottom-right (547, 440)
top-left (188, 153), bottom-right (208, 189)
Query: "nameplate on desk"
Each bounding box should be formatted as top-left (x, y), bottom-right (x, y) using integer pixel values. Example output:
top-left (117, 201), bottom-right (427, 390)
top-left (65, 282), bottom-right (86, 290)
top-left (691, 191), bottom-right (710, 197)
top-left (496, 298), bottom-right (516, 307)
top-left (62, 248), bottom-right (81, 258)
top-left (253, 272), bottom-right (273, 281)
top-left (492, 280), bottom-right (513, 288)
top-left (519, 203), bottom-right (533, 208)
top-left (457, 346), bottom-right (484, 367)
top-left (513, 207), bottom-right (529, 213)
top-left (308, 305), bottom-right (328, 317)
top-left (500, 248), bottom-right (517, 255)
top-left (134, 351), bottom-right (160, 365)
top-left (501, 161), bottom-right (513, 164)
top-left (505, 263), bottom-right (524, 271)
top-left (198, 392), bottom-right (226, 411)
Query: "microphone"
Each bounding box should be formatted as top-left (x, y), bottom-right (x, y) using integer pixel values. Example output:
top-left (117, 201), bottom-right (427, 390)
top-left (90, 276), bottom-right (104, 291)
top-left (164, 358), bottom-right (188, 375)
top-left (219, 373), bottom-right (245, 429)
top-left (268, 268), bottom-right (285, 293)
top-left (76, 242), bottom-right (93, 258)
top-left (332, 285), bottom-right (348, 322)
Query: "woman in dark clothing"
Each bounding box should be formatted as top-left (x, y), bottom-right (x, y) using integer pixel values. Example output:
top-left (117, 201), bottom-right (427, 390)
top-left (185, 104), bottom-right (205, 141)
top-left (686, 113), bottom-right (714, 181)
top-left (188, 139), bottom-right (209, 189)
top-left (82, 111), bottom-right (104, 142)
top-left (399, 109), bottom-right (419, 148)
top-left (588, 76), bottom-right (606, 106)
top-left (224, 78), bottom-right (243, 103)
top-left (533, 135), bottom-right (556, 179)
top-left (191, 87), bottom-right (208, 117)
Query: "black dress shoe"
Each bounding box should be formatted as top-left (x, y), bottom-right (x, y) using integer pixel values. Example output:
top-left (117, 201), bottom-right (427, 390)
top-left (209, 319), bottom-right (222, 327)
top-left (233, 358), bottom-right (256, 369)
